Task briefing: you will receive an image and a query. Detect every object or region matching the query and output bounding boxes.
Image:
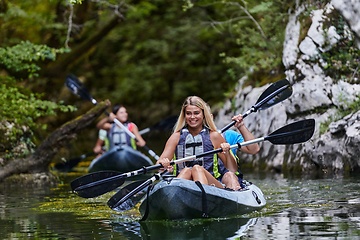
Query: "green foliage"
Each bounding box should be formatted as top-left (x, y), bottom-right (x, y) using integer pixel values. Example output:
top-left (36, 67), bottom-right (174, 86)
top-left (69, 0), bottom-right (83, 4)
top-left (0, 40), bottom-right (74, 158)
top-left (319, 10), bottom-right (360, 82)
top-left (182, 0), bottom-right (288, 85)
top-left (321, 39), bottom-right (360, 82)
top-left (0, 40), bottom-right (69, 78)
top-left (85, 0), bottom-right (243, 117)
top-left (0, 0), bottom-right (291, 159)
top-left (0, 77), bottom-right (76, 127)
top-left (0, 76), bottom-right (76, 158)
top-left (220, 0), bottom-right (288, 85)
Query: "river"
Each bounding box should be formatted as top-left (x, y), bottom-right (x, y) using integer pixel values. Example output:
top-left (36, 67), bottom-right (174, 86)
top-left (1, 166), bottom-right (359, 240)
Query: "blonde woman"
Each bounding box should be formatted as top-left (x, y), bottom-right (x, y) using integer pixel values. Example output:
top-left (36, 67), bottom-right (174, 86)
top-left (156, 96), bottom-right (238, 188)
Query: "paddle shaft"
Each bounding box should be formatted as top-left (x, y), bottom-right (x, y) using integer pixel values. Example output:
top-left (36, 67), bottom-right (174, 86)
top-left (74, 137), bottom-right (263, 192)
top-left (65, 74), bottom-right (160, 160)
top-left (111, 172), bottom-right (163, 209)
top-left (111, 116), bottom-right (159, 160)
top-left (70, 78), bottom-right (294, 197)
top-left (220, 84), bottom-right (290, 133)
top-left (72, 117), bottom-right (314, 196)
top-left (108, 119), bottom-right (315, 210)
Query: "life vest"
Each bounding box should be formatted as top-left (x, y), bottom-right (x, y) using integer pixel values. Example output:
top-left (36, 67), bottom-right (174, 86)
top-left (173, 127), bottom-right (224, 179)
top-left (108, 122), bottom-right (137, 149)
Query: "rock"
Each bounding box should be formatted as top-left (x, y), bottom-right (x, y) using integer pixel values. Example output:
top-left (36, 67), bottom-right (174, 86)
top-left (1, 172), bottom-right (59, 188)
top-left (332, 0), bottom-right (360, 48)
top-left (215, 1), bottom-right (360, 174)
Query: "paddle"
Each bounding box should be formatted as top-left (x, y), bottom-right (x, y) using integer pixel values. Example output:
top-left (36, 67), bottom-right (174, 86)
top-left (70, 78), bottom-right (292, 198)
top-left (53, 151), bottom-right (96, 172)
top-left (107, 171), bottom-right (168, 212)
top-left (65, 73), bottom-right (160, 161)
top-left (139, 115), bottom-right (178, 135)
top-left (220, 78), bottom-right (292, 133)
top-left (54, 115), bottom-right (176, 172)
top-left (107, 119), bottom-right (316, 211)
top-left (72, 119), bottom-right (315, 199)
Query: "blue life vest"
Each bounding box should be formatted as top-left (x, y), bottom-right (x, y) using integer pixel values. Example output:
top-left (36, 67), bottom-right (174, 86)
top-left (108, 122), bottom-right (136, 149)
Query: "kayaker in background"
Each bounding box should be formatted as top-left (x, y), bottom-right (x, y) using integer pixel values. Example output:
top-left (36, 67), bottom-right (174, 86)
top-left (206, 103), bottom-right (260, 190)
top-left (156, 96), bottom-right (237, 189)
top-left (96, 103), bottom-right (146, 149)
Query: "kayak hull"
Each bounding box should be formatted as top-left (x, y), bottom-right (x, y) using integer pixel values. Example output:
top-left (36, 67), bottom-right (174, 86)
top-left (139, 178), bottom-right (266, 221)
top-left (88, 145), bottom-right (153, 173)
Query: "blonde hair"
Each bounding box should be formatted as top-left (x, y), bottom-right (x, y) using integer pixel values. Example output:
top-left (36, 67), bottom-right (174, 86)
top-left (173, 96), bottom-right (217, 132)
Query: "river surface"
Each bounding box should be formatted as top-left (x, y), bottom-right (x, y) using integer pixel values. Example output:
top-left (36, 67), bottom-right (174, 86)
top-left (1, 165), bottom-right (360, 240)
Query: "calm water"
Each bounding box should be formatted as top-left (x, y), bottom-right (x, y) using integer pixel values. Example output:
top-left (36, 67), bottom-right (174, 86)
top-left (1, 170), bottom-right (360, 239)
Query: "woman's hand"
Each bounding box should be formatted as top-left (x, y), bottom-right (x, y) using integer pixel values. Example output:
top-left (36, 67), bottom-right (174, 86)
top-left (108, 112), bottom-right (116, 122)
top-left (156, 158), bottom-right (173, 172)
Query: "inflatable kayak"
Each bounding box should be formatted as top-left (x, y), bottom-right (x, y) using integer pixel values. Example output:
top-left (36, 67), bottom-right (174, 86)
top-left (139, 177), bottom-right (266, 221)
top-left (88, 145), bottom-right (153, 173)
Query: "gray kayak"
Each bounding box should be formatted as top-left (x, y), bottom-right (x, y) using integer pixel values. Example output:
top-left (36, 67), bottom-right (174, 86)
top-left (88, 145), bottom-right (153, 173)
top-left (139, 178), bottom-right (266, 221)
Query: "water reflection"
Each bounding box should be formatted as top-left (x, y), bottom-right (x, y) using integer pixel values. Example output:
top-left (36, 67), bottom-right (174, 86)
top-left (110, 217), bottom-right (258, 240)
top-left (1, 173), bottom-right (360, 239)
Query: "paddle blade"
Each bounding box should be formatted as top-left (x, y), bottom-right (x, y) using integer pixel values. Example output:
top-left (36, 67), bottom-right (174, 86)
top-left (108, 180), bottom-right (148, 212)
top-left (54, 152), bottom-right (96, 172)
top-left (266, 119), bottom-right (315, 145)
top-left (65, 74), bottom-right (96, 104)
top-left (151, 115), bottom-right (178, 132)
top-left (71, 171), bottom-right (125, 198)
top-left (255, 79), bottom-right (292, 111)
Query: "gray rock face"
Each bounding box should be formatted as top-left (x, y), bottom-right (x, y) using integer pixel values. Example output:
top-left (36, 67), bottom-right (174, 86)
top-left (215, 1), bottom-right (360, 174)
top-left (332, 0), bottom-right (360, 48)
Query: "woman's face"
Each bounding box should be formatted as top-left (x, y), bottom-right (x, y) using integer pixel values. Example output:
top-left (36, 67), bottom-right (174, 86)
top-left (116, 107), bottom-right (128, 122)
top-left (184, 105), bottom-right (204, 129)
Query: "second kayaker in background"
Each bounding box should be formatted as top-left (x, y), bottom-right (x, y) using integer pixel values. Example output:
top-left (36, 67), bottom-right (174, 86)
top-left (96, 103), bottom-right (146, 149)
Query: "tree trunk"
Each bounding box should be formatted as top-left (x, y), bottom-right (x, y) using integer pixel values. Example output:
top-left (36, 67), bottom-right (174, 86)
top-left (0, 100), bottom-right (110, 182)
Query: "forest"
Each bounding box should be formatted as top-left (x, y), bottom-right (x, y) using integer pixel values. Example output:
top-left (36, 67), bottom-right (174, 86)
top-left (0, 0), bottom-right (304, 176)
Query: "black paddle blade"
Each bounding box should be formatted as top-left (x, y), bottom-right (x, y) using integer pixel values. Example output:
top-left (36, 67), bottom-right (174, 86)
top-left (152, 115), bottom-right (178, 131)
top-left (54, 152), bottom-right (96, 172)
top-left (266, 119), bottom-right (315, 145)
top-left (107, 180), bottom-right (148, 212)
top-left (65, 74), bottom-right (95, 103)
top-left (71, 171), bottom-right (125, 198)
top-left (255, 79), bottom-right (292, 111)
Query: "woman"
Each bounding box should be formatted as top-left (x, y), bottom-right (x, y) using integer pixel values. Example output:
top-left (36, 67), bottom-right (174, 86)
top-left (156, 96), bottom-right (237, 188)
top-left (96, 104), bottom-right (146, 149)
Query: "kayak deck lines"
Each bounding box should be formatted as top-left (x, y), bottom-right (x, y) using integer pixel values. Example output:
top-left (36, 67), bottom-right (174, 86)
top-left (139, 178), bottom-right (266, 221)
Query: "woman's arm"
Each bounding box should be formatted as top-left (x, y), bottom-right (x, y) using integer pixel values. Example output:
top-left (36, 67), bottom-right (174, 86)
top-left (210, 131), bottom-right (238, 172)
top-left (131, 124), bottom-right (146, 147)
top-left (96, 113), bottom-right (116, 131)
top-left (155, 132), bottom-right (180, 168)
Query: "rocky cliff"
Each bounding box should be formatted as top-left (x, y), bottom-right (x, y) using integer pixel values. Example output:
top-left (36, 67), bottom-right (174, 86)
top-left (215, 0), bottom-right (360, 175)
